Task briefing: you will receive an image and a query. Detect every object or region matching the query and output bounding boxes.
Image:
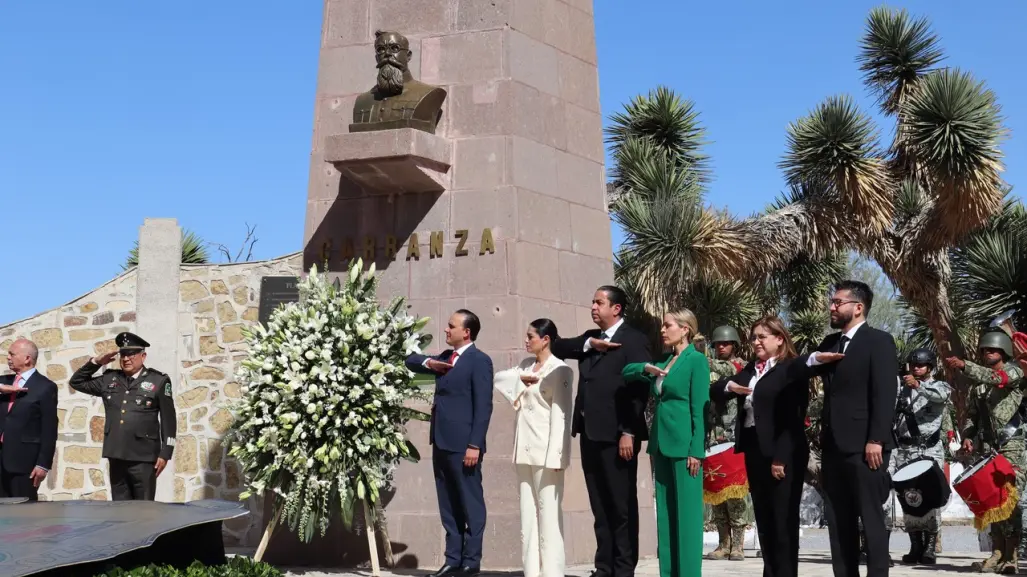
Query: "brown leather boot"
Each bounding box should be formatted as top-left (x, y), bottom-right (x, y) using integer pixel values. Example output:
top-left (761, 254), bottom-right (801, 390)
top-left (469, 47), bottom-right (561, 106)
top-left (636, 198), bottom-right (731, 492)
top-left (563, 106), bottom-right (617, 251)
top-left (706, 523), bottom-right (730, 560)
top-left (974, 530), bottom-right (1004, 572)
top-left (729, 527), bottom-right (746, 560)
top-left (1000, 532), bottom-right (1020, 575)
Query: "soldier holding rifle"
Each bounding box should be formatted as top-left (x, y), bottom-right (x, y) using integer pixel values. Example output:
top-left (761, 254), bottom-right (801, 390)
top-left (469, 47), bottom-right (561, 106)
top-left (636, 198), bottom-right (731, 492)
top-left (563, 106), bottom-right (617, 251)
top-left (946, 329), bottom-right (1025, 574)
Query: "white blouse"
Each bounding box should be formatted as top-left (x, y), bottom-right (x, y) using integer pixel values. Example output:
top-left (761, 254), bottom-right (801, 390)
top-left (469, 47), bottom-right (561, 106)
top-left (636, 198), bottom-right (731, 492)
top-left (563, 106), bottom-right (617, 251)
top-left (742, 357), bottom-right (776, 428)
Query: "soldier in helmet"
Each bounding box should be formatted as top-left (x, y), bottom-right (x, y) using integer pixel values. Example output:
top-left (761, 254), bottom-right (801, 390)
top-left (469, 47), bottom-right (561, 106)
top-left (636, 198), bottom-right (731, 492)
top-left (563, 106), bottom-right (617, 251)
top-left (69, 332), bottom-right (177, 501)
top-left (890, 348), bottom-right (951, 565)
top-left (946, 329), bottom-right (1026, 573)
top-left (706, 325), bottom-right (748, 561)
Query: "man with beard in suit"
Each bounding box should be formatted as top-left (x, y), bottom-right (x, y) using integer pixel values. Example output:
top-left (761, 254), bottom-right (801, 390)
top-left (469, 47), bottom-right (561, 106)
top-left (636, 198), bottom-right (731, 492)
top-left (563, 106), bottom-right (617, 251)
top-left (349, 30), bottom-right (447, 134)
top-left (804, 280), bottom-right (898, 577)
top-left (551, 286), bottom-right (652, 577)
top-left (0, 339), bottom-right (58, 500)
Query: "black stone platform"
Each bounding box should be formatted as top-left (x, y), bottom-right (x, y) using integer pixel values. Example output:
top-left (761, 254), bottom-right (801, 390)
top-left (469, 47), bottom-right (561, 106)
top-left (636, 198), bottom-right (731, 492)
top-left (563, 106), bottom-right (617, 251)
top-left (0, 499), bottom-right (248, 577)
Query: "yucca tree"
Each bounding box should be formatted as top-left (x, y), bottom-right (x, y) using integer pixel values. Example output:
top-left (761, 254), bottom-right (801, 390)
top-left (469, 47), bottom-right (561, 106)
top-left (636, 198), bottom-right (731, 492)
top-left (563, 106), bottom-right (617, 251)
top-left (897, 200), bottom-right (1027, 423)
top-left (123, 229), bottom-right (210, 270)
top-left (609, 87), bottom-right (768, 339)
top-left (613, 8), bottom-right (1008, 428)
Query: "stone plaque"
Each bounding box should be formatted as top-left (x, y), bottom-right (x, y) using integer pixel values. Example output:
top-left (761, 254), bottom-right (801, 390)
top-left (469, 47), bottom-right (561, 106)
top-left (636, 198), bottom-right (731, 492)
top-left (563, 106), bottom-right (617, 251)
top-left (258, 276), bottom-right (300, 326)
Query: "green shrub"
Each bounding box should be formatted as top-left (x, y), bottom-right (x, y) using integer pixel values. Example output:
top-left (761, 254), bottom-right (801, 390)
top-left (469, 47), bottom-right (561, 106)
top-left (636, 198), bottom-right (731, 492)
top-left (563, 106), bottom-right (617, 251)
top-left (94, 556), bottom-right (280, 577)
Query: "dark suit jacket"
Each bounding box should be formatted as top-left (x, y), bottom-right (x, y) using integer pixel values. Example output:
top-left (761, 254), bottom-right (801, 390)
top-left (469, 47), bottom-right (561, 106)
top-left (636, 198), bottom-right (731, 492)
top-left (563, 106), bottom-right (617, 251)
top-left (0, 371), bottom-right (59, 474)
top-left (551, 322), bottom-right (652, 443)
top-left (806, 324), bottom-right (899, 454)
top-left (407, 345), bottom-right (494, 454)
top-left (711, 358), bottom-right (809, 464)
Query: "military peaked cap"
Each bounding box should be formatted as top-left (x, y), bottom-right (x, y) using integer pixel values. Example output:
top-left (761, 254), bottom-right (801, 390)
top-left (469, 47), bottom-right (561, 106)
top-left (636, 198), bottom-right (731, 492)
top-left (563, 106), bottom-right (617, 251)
top-left (115, 332), bottom-right (150, 351)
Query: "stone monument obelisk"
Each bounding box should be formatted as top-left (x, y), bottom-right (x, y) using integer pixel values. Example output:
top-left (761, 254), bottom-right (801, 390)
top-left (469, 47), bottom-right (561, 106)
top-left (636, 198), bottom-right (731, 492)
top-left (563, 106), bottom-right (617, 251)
top-left (289, 0), bottom-right (653, 569)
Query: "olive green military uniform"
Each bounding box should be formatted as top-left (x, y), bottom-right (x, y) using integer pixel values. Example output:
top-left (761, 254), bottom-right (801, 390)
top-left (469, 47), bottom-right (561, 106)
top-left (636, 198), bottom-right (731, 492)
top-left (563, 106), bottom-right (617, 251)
top-left (68, 334), bottom-right (177, 501)
top-left (960, 334), bottom-right (1026, 573)
top-left (705, 325), bottom-right (748, 561)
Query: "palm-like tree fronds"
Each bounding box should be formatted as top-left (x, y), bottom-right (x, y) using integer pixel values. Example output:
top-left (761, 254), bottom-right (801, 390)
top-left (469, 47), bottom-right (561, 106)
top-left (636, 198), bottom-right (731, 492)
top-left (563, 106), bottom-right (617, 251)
top-left (858, 6), bottom-right (945, 115)
top-left (904, 68), bottom-right (1006, 249)
top-left (780, 95), bottom-right (893, 233)
top-left (124, 229), bottom-right (209, 270)
top-left (606, 86), bottom-right (711, 186)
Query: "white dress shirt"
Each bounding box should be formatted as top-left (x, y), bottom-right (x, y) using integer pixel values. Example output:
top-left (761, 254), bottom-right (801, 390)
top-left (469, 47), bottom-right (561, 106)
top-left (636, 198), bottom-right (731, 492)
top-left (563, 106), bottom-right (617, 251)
top-left (423, 342), bottom-right (474, 367)
top-left (583, 318), bottom-right (625, 352)
top-left (807, 321), bottom-right (865, 366)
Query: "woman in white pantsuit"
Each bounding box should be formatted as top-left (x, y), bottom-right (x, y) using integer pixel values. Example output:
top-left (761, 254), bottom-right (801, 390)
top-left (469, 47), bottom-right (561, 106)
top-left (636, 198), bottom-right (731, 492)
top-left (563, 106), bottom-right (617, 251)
top-left (494, 318), bottom-right (574, 577)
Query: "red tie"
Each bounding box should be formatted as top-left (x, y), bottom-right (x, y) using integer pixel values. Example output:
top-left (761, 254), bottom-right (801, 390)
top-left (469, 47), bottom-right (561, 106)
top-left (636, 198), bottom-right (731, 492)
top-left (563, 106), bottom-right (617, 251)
top-left (449, 351), bottom-right (460, 364)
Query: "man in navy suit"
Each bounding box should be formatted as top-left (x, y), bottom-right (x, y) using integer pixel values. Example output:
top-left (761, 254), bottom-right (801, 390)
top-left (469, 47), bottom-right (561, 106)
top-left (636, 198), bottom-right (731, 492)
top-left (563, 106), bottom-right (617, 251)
top-left (0, 339), bottom-right (58, 501)
top-left (406, 309), bottom-right (494, 577)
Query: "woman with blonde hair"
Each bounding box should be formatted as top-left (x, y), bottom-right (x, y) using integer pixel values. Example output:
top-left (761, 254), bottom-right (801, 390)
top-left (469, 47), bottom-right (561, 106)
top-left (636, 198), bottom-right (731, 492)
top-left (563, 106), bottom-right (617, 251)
top-left (711, 315), bottom-right (842, 577)
top-left (622, 309), bottom-right (709, 577)
top-left (493, 318), bottom-right (574, 577)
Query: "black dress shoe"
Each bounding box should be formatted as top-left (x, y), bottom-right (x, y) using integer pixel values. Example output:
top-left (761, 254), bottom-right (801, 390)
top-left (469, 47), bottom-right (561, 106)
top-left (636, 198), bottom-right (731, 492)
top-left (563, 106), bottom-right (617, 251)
top-left (430, 565), bottom-right (458, 577)
top-left (459, 567), bottom-right (480, 576)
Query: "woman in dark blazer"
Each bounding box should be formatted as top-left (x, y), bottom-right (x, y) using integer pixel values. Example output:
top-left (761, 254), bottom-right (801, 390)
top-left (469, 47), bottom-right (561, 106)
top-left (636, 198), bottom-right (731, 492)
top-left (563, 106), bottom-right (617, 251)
top-left (710, 315), bottom-right (841, 577)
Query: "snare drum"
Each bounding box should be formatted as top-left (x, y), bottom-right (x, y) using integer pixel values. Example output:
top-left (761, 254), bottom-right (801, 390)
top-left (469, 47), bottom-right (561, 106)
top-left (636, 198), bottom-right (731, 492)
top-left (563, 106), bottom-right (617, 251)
top-left (953, 453), bottom-right (1019, 530)
top-left (890, 457), bottom-right (951, 517)
top-left (703, 442), bottom-right (748, 505)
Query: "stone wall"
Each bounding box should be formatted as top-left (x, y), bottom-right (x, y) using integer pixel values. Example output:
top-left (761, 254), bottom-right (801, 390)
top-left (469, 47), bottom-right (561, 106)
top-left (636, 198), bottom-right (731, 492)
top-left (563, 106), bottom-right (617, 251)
top-left (0, 241), bottom-right (303, 547)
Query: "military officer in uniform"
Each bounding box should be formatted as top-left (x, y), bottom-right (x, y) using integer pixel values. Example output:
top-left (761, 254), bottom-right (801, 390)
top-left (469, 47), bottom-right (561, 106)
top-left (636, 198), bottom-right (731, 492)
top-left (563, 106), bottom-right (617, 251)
top-left (706, 325), bottom-right (748, 561)
top-left (946, 329), bottom-right (1026, 574)
top-left (891, 348), bottom-right (951, 565)
top-left (69, 332), bottom-right (177, 501)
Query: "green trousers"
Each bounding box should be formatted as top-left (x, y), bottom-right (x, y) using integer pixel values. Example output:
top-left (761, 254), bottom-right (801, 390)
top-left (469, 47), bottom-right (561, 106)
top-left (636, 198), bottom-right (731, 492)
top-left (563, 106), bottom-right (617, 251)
top-left (654, 452), bottom-right (704, 577)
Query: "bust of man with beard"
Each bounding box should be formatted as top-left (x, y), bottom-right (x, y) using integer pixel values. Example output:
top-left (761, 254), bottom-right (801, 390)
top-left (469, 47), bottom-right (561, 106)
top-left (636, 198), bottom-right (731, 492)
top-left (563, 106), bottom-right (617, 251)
top-left (350, 30), bottom-right (447, 135)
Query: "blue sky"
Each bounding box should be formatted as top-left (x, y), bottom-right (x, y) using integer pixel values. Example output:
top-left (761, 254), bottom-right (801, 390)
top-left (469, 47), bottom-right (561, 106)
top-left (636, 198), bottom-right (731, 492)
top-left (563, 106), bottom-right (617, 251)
top-left (2, 1), bottom-right (1024, 325)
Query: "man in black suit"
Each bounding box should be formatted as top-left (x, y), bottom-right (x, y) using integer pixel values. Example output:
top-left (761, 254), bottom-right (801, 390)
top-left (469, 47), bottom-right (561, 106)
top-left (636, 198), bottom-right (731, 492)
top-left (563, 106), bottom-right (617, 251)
top-left (807, 280), bottom-right (898, 577)
top-left (552, 286), bottom-right (651, 577)
top-left (0, 339), bottom-right (58, 500)
top-left (406, 310), bottom-right (493, 577)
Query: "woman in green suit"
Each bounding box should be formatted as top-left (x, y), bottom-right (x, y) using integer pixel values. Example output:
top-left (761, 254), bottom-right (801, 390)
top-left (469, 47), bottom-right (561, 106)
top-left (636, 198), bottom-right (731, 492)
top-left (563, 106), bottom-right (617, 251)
top-left (623, 309), bottom-right (709, 577)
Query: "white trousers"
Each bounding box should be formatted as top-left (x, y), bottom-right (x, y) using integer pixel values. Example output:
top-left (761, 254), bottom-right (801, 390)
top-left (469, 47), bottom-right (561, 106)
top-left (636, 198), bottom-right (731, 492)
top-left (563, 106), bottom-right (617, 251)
top-left (517, 464), bottom-right (565, 577)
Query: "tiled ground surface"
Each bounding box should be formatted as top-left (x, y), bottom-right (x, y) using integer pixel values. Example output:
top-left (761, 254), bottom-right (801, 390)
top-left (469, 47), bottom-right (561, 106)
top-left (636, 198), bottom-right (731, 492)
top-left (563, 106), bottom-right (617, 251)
top-left (271, 526), bottom-right (995, 576)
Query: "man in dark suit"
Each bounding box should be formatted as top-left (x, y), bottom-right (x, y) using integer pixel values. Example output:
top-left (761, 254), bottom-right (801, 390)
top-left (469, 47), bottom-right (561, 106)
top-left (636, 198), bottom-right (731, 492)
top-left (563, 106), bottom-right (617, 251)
top-left (0, 339), bottom-right (58, 501)
top-left (406, 309), bottom-right (494, 577)
top-left (807, 280), bottom-right (898, 577)
top-left (551, 286), bottom-right (651, 577)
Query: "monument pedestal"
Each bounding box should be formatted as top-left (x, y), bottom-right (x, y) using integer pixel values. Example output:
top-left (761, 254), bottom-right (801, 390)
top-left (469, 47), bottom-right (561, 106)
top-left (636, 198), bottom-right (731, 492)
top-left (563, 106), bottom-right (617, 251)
top-left (325, 129), bottom-right (452, 195)
top-left (295, 0), bottom-right (643, 569)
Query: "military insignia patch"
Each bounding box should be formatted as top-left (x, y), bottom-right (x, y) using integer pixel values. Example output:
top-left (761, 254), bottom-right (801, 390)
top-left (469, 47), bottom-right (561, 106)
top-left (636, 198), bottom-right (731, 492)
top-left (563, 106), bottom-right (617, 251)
top-left (141, 382), bottom-right (155, 392)
top-left (146, 400), bottom-right (152, 408)
top-left (903, 488), bottom-right (924, 508)
top-left (164, 383), bottom-right (172, 396)
top-left (107, 383), bottom-right (117, 389)
top-left (135, 398), bottom-right (142, 405)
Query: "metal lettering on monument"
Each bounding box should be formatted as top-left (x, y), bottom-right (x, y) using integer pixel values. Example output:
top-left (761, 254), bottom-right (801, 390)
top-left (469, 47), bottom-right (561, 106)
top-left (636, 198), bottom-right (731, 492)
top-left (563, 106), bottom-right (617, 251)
top-left (350, 30), bottom-right (447, 135)
top-left (258, 276), bottom-right (301, 325)
top-left (319, 228), bottom-right (496, 263)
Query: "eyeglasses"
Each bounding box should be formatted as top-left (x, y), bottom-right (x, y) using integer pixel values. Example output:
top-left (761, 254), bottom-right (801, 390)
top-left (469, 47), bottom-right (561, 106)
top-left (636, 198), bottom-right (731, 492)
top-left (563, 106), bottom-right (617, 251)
top-left (750, 333), bottom-right (774, 342)
top-left (828, 299), bottom-right (859, 309)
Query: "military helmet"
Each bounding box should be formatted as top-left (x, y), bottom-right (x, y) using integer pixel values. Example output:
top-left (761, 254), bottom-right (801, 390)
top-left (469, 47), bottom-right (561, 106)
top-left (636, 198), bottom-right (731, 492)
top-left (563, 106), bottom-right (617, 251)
top-left (979, 329), bottom-right (1014, 359)
top-left (711, 325), bottom-right (741, 346)
top-left (907, 348), bottom-right (936, 367)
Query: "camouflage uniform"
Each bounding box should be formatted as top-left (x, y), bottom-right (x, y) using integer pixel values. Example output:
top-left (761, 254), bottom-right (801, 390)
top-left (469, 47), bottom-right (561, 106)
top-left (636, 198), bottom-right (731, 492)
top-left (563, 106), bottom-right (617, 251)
top-left (890, 361), bottom-right (951, 565)
top-left (708, 357), bottom-right (747, 530)
top-left (706, 326), bottom-right (748, 562)
top-left (961, 355), bottom-right (1026, 573)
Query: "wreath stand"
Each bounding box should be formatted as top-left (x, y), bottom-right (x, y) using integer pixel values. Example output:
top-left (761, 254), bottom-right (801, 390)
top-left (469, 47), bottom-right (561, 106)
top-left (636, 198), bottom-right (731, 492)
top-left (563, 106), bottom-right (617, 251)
top-left (253, 498), bottom-right (395, 576)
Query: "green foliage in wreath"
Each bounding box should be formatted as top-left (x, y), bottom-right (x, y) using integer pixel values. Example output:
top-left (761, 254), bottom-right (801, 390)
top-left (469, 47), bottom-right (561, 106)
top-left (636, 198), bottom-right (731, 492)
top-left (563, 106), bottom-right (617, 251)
top-left (228, 260), bottom-right (432, 542)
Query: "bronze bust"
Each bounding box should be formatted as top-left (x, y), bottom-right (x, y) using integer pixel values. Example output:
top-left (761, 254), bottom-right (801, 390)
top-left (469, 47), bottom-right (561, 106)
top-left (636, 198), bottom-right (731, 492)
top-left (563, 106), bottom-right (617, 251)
top-left (349, 31), bottom-right (447, 135)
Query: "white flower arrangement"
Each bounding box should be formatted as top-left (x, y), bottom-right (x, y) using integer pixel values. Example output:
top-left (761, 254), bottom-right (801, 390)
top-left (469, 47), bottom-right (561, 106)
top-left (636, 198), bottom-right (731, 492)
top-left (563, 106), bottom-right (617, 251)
top-left (228, 259), bottom-right (431, 544)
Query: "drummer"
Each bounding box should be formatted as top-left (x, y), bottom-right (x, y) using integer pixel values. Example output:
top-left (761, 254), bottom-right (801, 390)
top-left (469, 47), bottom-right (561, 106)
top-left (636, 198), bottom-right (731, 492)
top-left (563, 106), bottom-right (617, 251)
top-left (705, 325), bottom-right (748, 561)
top-left (946, 329), bottom-right (1026, 574)
top-left (891, 348), bottom-right (951, 565)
